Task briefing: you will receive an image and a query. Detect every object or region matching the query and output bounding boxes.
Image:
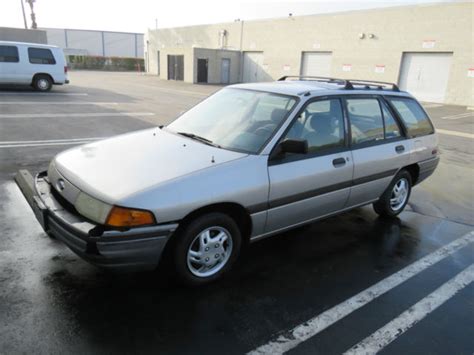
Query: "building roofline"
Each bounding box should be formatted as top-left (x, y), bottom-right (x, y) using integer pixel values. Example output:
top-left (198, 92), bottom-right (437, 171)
top-left (39, 27), bottom-right (143, 36)
top-left (149, 1), bottom-right (459, 31)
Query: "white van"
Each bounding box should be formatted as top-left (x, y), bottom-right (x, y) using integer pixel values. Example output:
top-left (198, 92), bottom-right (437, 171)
top-left (0, 41), bottom-right (69, 91)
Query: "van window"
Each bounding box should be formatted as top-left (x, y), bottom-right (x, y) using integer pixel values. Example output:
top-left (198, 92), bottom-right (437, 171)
top-left (388, 98), bottom-right (434, 137)
top-left (347, 98), bottom-right (384, 144)
top-left (0, 45), bottom-right (19, 63)
top-left (28, 48), bottom-right (56, 65)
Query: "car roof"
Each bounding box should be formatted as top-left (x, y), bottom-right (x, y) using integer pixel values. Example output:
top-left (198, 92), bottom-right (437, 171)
top-left (229, 79), bottom-right (413, 99)
top-left (0, 40), bottom-right (60, 49)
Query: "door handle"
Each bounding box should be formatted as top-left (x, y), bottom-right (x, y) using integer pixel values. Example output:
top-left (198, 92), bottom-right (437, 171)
top-left (395, 145), bottom-right (405, 153)
top-left (332, 157), bottom-right (346, 167)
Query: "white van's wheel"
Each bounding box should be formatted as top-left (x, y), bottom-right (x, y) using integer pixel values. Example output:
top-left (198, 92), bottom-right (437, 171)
top-left (33, 75), bottom-right (53, 92)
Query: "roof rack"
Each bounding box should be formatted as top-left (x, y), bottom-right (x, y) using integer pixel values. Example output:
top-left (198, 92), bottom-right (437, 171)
top-left (277, 76), bottom-right (400, 92)
top-left (345, 79), bottom-right (400, 92)
top-left (278, 75), bottom-right (347, 85)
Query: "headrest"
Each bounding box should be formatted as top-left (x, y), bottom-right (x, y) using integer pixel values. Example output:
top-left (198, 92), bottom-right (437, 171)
top-left (271, 108), bottom-right (287, 123)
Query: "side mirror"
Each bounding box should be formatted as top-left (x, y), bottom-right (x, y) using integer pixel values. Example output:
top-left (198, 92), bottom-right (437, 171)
top-left (278, 139), bottom-right (309, 155)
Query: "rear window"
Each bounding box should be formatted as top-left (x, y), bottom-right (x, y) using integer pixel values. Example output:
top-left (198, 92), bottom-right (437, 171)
top-left (388, 98), bottom-right (434, 137)
top-left (0, 45), bottom-right (19, 63)
top-left (28, 47), bottom-right (56, 65)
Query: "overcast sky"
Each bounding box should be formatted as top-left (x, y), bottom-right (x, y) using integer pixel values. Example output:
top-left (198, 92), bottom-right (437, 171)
top-left (1, 0), bottom-right (457, 33)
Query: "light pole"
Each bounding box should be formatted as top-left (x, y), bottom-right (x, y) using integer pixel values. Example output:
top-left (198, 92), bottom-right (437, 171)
top-left (20, 0), bottom-right (28, 28)
top-left (25, 0), bottom-right (37, 29)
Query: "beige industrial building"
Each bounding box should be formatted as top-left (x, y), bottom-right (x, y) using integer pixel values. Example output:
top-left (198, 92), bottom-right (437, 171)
top-left (145, 2), bottom-right (473, 106)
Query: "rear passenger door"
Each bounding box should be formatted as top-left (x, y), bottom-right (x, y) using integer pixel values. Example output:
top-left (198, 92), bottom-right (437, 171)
top-left (27, 47), bottom-right (58, 82)
top-left (386, 96), bottom-right (437, 164)
top-left (266, 98), bottom-right (353, 233)
top-left (345, 96), bottom-right (410, 207)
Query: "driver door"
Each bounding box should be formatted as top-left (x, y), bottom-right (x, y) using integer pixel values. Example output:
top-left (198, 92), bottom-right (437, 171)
top-left (265, 98), bottom-right (353, 233)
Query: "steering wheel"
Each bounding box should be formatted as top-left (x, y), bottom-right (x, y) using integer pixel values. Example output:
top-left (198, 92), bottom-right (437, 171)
top-left (255, 125), bottom-right (274, 137)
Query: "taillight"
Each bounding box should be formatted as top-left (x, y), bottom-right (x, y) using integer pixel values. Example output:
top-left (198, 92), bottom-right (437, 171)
top-left (64, 66), bottom-right (68, 73)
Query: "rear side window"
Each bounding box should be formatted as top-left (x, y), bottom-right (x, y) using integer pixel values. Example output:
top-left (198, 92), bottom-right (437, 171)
top-left (28, 48), bottom-right (56, 65)
top-left (0, 45), bottom-right (19, 63)
top-left (347, 98), bottom-right (384, 144)
top-left (388, 98), bottom-right (434, 137)
top-left (381, 101), bottom-right (402, 139)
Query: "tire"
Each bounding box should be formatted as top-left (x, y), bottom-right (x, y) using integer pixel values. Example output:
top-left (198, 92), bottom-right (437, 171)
top-left (172, 213), bottom-right (241, 286)
top-left (373, 170), bottom-right (412, 217)
top-left (33, 75), bottom-right (53, 92)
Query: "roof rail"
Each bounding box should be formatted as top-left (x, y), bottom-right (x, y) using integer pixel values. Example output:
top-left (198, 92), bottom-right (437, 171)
top-left (278, 75), bottom-right (347, 85)
top-left (344, 79), bottom-right (400, 92)
top-left (277, 76), bottom-right (400, 92)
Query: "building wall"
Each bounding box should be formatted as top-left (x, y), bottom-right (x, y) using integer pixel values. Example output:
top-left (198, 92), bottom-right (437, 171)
top-left (146, 2), bottom-right (473, 106)
top-left (43, 28), bottom-right (144, 58)
top-left (0, 27), bottom-right (47, 44)
top-left (193, 48), bottom-right (241, 84)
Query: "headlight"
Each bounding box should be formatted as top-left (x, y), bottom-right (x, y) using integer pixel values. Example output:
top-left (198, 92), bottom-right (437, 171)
top-left (75, 192), bottom-right (112, 224)
top-left (105, 206), bottom-right (156, 227)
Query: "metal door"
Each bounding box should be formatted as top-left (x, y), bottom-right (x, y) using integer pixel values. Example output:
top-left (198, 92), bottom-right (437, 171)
top-left (398, 52), bottom-right (453, 103)
top-left (167, 55), bottom-right (184, 81)
top-left (197, 58), bottom-right (208, 83)
top-left (221, 58), bottom-right (230, 84)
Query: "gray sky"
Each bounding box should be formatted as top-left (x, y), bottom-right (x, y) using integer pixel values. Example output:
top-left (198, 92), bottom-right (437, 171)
top-left (2, 0), bottom-right (456, 33)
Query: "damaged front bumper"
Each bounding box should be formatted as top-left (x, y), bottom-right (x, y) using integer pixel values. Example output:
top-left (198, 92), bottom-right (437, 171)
top-left (15, 170), bottom-right (178, 271)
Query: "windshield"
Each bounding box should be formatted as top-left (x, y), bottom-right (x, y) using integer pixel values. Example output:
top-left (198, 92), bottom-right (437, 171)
top-left (167, 88), bottom-right (298, 154)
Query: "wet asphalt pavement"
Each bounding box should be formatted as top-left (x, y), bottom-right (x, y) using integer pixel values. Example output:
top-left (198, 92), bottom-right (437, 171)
top-left (0, 72), bottom-right (473, 354)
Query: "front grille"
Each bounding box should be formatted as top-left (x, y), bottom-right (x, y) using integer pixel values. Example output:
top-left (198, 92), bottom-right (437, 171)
top-left (50, 185), bottom-right (79, 215)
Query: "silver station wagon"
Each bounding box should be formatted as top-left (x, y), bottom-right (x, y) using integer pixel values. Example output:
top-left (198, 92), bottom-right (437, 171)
top-left (17, 76), bottom-right (439, 285)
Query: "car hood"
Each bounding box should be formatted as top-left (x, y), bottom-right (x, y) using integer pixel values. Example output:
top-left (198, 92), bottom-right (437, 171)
top-left (53, 127), bottom-right (247, 203)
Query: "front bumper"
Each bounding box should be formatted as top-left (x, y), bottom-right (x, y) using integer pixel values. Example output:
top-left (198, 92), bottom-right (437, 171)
top-left (15, 170), bottom-right (178, 271)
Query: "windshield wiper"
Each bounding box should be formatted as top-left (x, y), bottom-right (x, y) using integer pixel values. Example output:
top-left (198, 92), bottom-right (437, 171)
top-left (177, 132), bottom-right (221, 148)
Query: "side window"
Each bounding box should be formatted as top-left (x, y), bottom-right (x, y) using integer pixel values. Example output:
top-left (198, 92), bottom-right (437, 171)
top-left (347, 98), bottom-right (384, 144)
top-left (388, 98), bottom-right (434, 137)
top-left (284, 98), bottom-right (345, 153)
top-left (0, 45), bottom-right (19, 63)
top-left (381, 101), bottom-right (401, 139)
top-left (28, 48), bottom-right (56, 65)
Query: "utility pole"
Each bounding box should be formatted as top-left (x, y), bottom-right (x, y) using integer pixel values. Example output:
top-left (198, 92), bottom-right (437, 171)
top-left (20, 0), bottom-right (28, 29)
top-left (25, 0), bottom-right (37, 29)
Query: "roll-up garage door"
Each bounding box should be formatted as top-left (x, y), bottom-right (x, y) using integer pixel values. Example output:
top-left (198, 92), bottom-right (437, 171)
top-left (300, 52), bottom-right (332, 77)
top-left (398, 52), bottom-right (453, 103)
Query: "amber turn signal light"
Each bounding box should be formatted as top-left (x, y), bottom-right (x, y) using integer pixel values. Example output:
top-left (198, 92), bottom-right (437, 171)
top-left (105, 206), bottom-right (156, 227)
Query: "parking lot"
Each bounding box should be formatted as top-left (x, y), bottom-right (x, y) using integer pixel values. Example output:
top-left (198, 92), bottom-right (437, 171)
top-left (0, 71), bottom-right (473, 354)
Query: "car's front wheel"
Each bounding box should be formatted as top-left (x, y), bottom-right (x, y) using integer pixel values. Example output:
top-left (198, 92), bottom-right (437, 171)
top-left (173, 213), bottom-right (241, 285)
top-left (373, 170), bottom-right (412, 217)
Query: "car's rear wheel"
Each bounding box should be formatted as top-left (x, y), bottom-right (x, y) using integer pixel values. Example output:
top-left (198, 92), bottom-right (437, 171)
top-left (373, 170), bottom-right (412, 217)
top-left (173, 213), bottom-right (241, 285)
top-left (33, 75), bottom-right (53, 92)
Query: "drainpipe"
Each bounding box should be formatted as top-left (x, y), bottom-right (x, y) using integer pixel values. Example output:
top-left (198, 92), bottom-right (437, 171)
top-left (239, 20), bottom-right (244, 82)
